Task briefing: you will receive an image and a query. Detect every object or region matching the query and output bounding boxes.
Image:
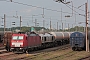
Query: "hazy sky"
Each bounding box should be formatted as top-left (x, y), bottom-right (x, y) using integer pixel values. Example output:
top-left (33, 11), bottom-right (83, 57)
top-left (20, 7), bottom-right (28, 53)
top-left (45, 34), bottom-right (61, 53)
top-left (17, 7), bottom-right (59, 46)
top-left (0, 0), bottom-right (90, 29)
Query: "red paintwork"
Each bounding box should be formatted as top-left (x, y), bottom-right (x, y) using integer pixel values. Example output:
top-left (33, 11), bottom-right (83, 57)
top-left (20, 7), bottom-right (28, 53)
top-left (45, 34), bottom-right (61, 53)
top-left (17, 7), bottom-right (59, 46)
top-left (27, 35), bottom-right (41, 47)
top-left (11, 33), bottom-right (42, 48)
top-left (11, 34), bottom-right (28, 48)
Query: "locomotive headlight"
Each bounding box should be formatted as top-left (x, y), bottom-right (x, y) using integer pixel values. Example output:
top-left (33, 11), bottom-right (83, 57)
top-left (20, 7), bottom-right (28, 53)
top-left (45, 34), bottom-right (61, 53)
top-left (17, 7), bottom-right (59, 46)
top-left (20, 48), bottom-right (23, 49)
top-left (20, 44), bottom-right (23, 47)
top-left (4, 44), bottom-right (6, 46)
top-left (20, 43), bottom-right (23, 47)
top-left (12, 45), bottom-right (15, 47)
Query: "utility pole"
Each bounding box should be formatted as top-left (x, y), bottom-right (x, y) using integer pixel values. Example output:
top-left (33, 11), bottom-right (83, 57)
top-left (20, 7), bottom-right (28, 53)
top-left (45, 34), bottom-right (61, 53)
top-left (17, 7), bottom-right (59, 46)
top-left (4, 14), bottom-right (6, 34)
top-left (61, 8), bottom-right (63, 31)
top-left (57, 22), bottom-right (58, 31)
top-left (50, 19), bottom-right (51, 30)
top-left (68, 23), bottom-right (69, 32)
top-left (85, 2), bottom-right (89, 52)
top-left (32, 15), bottom-right (33, 23)
top-left (20, 16), bottom-right (22, 31)
top-left (35, 19), bottom-right (37, 27)
top-left (43, 8), bottom-right (44, 28)
top-left (43, 20), bottom-right (45, 28)
top-left (62, 23), bottom-right (63, 31)
top-left (71, 1), bottom-right (73, 16)
top-left (72, 24), bottom-right (73, 28)
top-left (75, 14), bottom-right (77, 31)
top-left (61, 8), bottom-right (62, 22)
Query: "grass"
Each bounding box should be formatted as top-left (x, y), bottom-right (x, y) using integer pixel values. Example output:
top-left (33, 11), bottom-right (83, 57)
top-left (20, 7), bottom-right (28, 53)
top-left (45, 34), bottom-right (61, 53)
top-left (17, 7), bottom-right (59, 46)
top-left (25, 48), bottom-right (90, 60)
top-left (13, 45), bottom-right (90, 60)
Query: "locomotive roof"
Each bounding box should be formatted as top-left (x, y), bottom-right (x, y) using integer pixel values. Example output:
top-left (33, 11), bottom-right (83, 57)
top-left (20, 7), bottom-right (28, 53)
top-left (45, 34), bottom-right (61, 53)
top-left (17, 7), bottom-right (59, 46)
top-left (12, 33), bottom-right (28, 36)
top-left (39, 33), bottom-right (53, 37)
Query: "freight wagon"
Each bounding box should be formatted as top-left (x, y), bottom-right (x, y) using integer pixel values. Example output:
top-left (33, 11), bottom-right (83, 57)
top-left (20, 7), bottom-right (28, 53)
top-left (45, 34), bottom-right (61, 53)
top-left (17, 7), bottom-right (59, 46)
top-left (0, 31), bottom-right (4, 47)
top-left (4, 32), bottom-right (13, 51)
top-left (70, 32), bottom-right (90, 51)
top-left (49, 32), bottom-right (71, 45)
top-left (0, 31), bottom-right (4, 43)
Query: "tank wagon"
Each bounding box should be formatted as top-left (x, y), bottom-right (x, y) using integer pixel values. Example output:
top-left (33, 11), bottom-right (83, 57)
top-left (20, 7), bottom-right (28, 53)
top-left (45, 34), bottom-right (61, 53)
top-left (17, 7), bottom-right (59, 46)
top-left (70, 32), bottom-right (90, 51)
top-left (10, 32), bottom-right (72, 53)
top-left (49, 32), bottom-right (71, 45)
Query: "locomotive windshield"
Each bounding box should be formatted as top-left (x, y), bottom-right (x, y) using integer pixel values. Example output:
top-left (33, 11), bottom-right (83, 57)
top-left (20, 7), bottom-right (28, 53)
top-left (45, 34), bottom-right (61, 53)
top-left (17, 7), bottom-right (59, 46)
top-left (12, 36), bottom-right (23, 40)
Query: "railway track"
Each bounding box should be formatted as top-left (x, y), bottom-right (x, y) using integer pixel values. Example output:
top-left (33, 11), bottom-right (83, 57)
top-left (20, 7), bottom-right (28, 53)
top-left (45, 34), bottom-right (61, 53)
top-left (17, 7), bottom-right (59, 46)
top-left (79, 55), bottom-right (90, 60)
top-left (0, 44), bottom-right (5, 50)
top-left (0, 49), bottom-right (16, 60)
top-left (0, 49), bottom-right (9, 54)
top-left (46, 50), bottom-right (78, 60)
top-left (7, 44), bottom-right (89, 60)
top-left (0, 44), bottom-right (70, 60)
top-left (0, 51), bottom-right (25, 60)
top-left (0, 54), bottom-right (22, 60)
top-left (13, 44), bottom-right (71, 60)
top-left (0, 44), bottom-right (90, 60)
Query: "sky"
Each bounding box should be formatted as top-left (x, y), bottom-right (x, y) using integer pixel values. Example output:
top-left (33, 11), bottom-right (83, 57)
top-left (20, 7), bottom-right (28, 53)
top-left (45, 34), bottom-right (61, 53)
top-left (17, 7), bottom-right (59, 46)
top-left (0, 0), bottom-right (90, 30)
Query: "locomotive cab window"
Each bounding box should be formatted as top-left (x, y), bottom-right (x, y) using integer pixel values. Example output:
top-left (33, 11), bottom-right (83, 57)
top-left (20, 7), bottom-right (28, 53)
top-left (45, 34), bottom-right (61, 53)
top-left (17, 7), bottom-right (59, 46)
top-left (12, 36), bottom-right (23, 40)
top-left (44, 37), bottom-right (46, 41)
top-left (52, 36), bottom-right (54, 40)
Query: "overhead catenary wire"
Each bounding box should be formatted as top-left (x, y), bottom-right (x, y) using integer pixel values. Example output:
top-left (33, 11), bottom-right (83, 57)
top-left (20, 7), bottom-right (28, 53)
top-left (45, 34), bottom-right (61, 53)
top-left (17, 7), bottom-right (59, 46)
top-left (0, 0), bottom-right (85, 16)
top-left (67, 3), bottom-right (85, 12)
top-left (65, 4), bottom-right (86, 17)
top-left (0, 0), bottom-right (87, 28)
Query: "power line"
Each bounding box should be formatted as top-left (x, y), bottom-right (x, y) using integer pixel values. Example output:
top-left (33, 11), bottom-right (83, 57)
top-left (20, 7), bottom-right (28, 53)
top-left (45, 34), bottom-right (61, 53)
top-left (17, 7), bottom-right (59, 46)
top-left (65, 4), bottom-right (85, 17)
top-left (0, 0), bottom-right (87, 18)
top-left (67, 3), bottom-right (85, 12)
top-left (1, 0), bottom-right (81, 15)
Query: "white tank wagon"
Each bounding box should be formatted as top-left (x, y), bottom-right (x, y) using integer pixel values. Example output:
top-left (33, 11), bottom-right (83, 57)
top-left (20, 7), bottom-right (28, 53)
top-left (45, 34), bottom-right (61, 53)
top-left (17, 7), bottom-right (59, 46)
top-left (49, 32), bottom-right (72, 45)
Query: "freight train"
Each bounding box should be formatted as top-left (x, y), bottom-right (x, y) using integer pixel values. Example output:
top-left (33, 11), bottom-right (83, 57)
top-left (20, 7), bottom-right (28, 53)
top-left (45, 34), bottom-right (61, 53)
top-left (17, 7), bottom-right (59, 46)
top-left (7, 32), bottom-right (72, 53)
top-left (70, 32), bottom-right (90, 51)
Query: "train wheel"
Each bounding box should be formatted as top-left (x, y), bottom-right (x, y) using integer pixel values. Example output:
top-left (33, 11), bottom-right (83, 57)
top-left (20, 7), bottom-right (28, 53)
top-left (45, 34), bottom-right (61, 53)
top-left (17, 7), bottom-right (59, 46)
top-left (78, 47), bottom-right (83, 51)
top-left (5, 46), bottom-right (10, 52)
top-left (23, 50), bottom-right (26, 53)
top-left (5, 46), bottom-right (8, 51)
top-left (72, 47), bottom-right (76, 51)
top-left (24, 50), bottom-right (29, 53)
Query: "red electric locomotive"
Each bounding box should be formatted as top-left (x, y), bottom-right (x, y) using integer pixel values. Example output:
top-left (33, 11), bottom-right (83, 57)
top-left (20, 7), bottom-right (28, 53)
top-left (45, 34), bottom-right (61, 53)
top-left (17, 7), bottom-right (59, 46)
top-left (10, 32), bottom-right (42, 53)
